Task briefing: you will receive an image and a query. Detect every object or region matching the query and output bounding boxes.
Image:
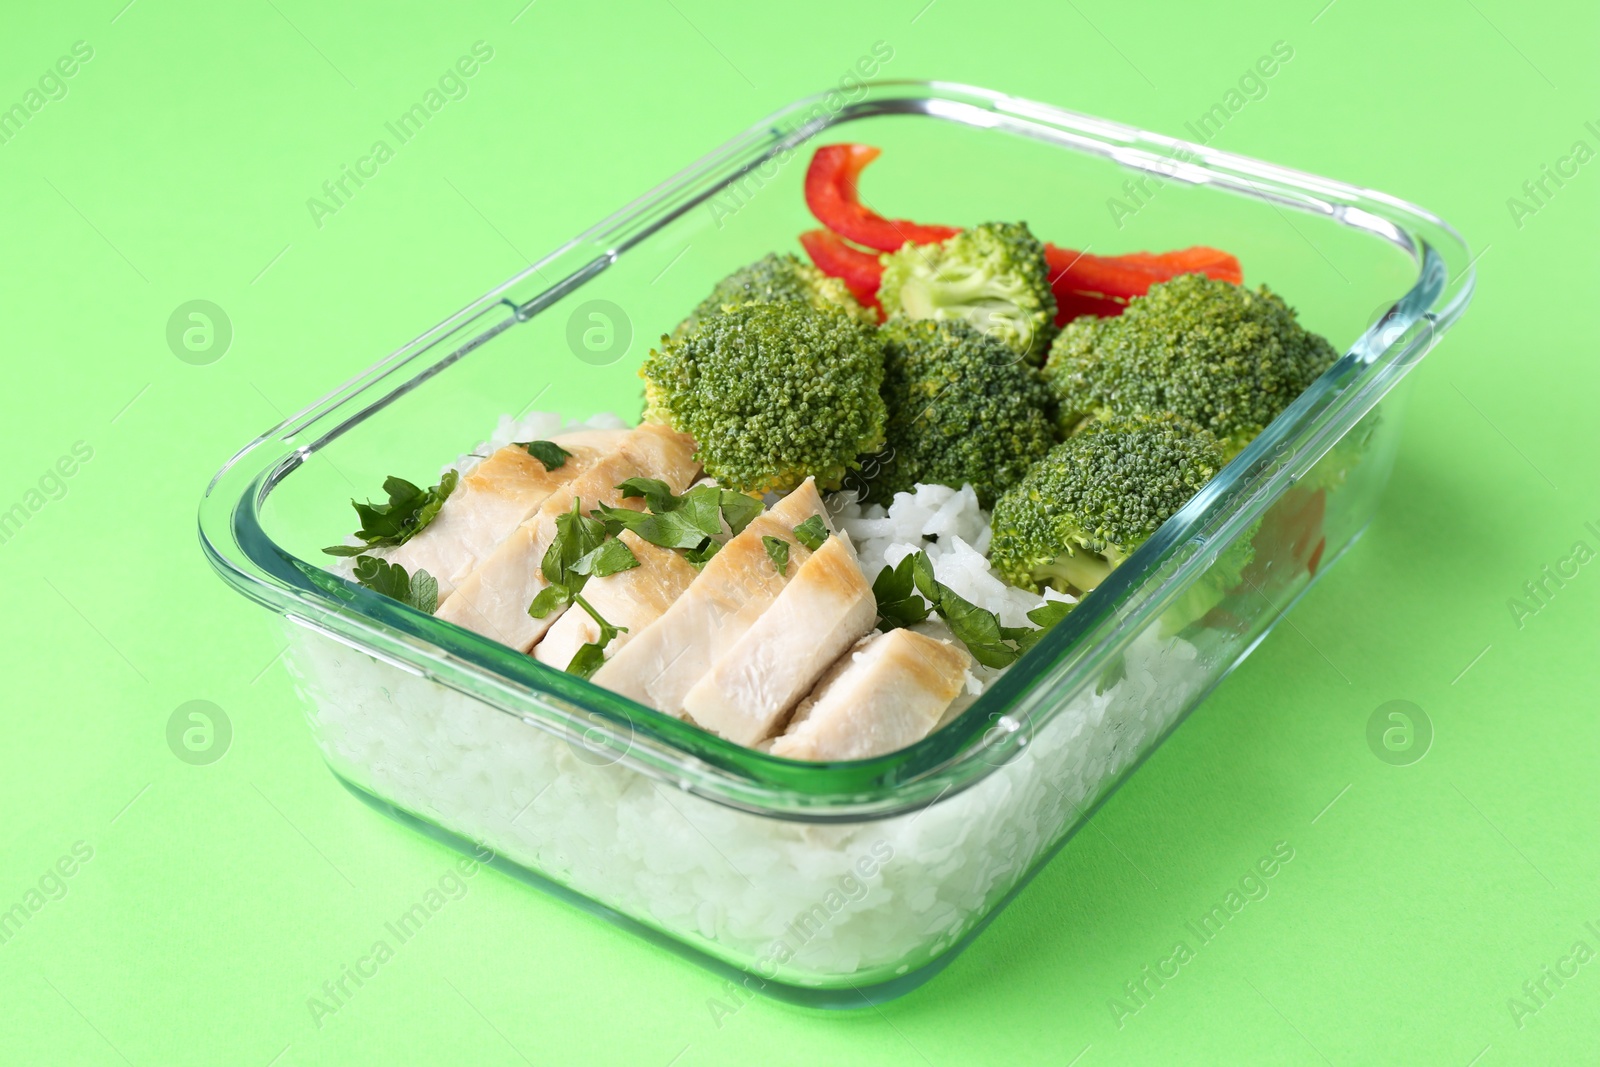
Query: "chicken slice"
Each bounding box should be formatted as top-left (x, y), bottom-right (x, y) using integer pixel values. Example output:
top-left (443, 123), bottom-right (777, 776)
top-left (769, 630), bottom-right (971, 761)
top-left (590, 479), bottom-right (827, 717)
top-left (385, 429), bottom-right (627, 601)
top-left (680, 532), bottom-right (876, 745)
top-left (435, 425), bottom-right (699, 651)
top-left (532, 531), bottom-right (699, 672)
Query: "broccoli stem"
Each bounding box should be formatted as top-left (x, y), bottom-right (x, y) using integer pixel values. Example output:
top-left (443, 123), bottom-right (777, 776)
top-left (1037, 548), bottom-right (1116, 593)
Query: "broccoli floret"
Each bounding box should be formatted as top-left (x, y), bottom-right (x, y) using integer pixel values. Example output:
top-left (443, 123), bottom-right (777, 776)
top-left (1041, 274), bottom-right (1339, 457)
top-left (989, 414), bottom-right (1224, 594)
top-left (878, 222), bottom-right (1058, 363)
top-left (1158, 520), bottom-right (1258, 637)
top-left (642, 301), bottom-right (887, 494)
top-left (853, 318), bottom-right (1056, 508)
top-left (675, 252), bottom-right (874, 337)
top-left (1304, 407), bottom-right (1382, 492)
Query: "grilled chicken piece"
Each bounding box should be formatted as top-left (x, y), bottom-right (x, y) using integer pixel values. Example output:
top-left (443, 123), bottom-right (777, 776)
top-left (770, 630), bottom-right (970, 761)
top-left (385, 429), bottom-right (627, 601)
top-left (435, 425), bottom-right (699, 650)
top-left (532, 531), bottom-right (699, 672)
top-left (590, 479), bottom-right (827, 717)
top-left (680, 532), bottom-right (876, 745)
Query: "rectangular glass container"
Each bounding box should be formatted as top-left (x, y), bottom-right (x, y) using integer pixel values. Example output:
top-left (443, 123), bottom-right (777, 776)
top-left (199, 81), bottom-right (1473, 1007)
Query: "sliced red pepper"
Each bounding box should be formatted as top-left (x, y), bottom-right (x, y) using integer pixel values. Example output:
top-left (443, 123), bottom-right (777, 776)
top-left (1306, 536), bottom-right (1327, 578)
top-left (1046, 245), bottom-right (1158, 294)
top-left (805, 144), bottom-right (961, 252)
top-left (1055, 290), bottom-right (1129, 321)
top-left (1118, 247), bottom-right (1243, 283)
top-left (1242, 486), bottom-right (1327, 589)
top-left (1045, 244), bottom-right (1243, 325)
top-left (799, 228), bottom-right (884, 312)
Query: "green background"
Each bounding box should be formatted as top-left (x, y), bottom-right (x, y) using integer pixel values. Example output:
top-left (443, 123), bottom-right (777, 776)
top-left (2, 0), bottom-right (1596, 1063)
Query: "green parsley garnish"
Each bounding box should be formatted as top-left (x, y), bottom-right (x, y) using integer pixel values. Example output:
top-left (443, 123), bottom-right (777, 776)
top-left (793, 514), bottom-right (829, 551)
top-left (572, 537), bottom-right (642, 579)
top-left (763, 535), bottom-right (790, 576)
top-left (565, 593), bottom-right (629, 679)
top-left (684, 540), bottom-right (722, 567)
top-left (1013, 599), bottom-right (1073, 654)
top-left (595, 479), bottom-right (765, 557)
top-left (613, 477), bottom-right (678, 514)
top-left (909, 553), bottom-right (1021, 668)
top-left (322, 471), bottom-right (458, 556)
top-left (711, 490), bottom-right (764, 537)
top-left (524, 498), bottom-right (638, 678)
top-left (515, 440), bottom-right (573, 470)
top-left (869, 550), bottom-right (1073, 668)
top-left (351, 555), bottom-right (439, 613)
top-left (870, 554), bottom-right (931, 631)
top-left (528, 499), bottom-right (614, 618)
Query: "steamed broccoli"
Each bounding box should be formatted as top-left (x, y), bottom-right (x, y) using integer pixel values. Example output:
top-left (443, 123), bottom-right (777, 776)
top-left (675, 252), bottom-right (875, 337)
top-left (988, 414), bottom-right (1224, 594)
top-left (878, 222), bottom-right (1058, 363)
top-left (1304, 406), bottom-right (1382, 492)
top-left (1041, 274), bottom-right (1339, 457)
top-left (1158, 520), bottom-right (1258, 636)
top-left (854, 318), bottom-right (1056, 508)
top-left (642, 301), bottom-right (887, 494)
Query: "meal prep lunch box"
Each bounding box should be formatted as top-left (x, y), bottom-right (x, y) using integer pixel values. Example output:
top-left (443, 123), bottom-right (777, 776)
top-left (199, 81), bottom-right (1473, 1006)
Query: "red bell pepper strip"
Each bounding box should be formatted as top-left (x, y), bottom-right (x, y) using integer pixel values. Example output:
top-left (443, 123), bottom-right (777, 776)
top-left (1197, 486), bottom-right (1325, 636)
top-left (1117, 247), bottom-right (1243, 282)
top-left (1241, 486), bottom-right (1327, 588)
top-left (1307, 536), bottom-right (1327, 578)
top-left (798, 229), bottom-right (884, 311)
top-left (804, 144), bottom-right (961, 252)
top-left (1055, 290), bottom-right (1129, 321)
top-left (1045, 244), bottom-right (1243, 325)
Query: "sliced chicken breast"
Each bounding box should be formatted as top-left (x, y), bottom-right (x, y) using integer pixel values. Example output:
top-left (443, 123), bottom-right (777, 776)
top-left (590, 479), bottom-right (827, 717)
top-left (435, 425), bottom-right (699, 650)
top-left (385, 429), bottom-right (627, 601)
top-left (770, 630), bottom-right (970, 762)
top-left (532, 531), bottom-right (699, 672)
top-left (680, 532), bottom-right (876, 745)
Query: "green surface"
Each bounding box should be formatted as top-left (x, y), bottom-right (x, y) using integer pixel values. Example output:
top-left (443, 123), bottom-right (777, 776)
top-left (2, 0), bottom-right (1595, 1063)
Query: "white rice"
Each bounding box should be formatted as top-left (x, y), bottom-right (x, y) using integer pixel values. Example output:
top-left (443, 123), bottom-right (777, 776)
top-left (287, 617), bottom-right (1210, 989)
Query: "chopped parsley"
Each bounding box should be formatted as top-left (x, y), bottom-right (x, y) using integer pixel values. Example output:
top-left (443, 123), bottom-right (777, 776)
top-left (351, 555), bottom-right (439, 613)
top-left (323, 471), bottom-right (458, 556)
top-left (528, 499), bottom-right (612, 618)
top-left (514, 440), bottom-right (574, 470)
top-left (613, 477), bottom-right (678, 514)
top-left (565, 594), bottom-right (629, 679)
top-left (909, 552), bottom-right (1021, 668)
top-left (525, 498), bottom-right (638, 678)
top-left (793, 514), bottom-right (829, 551)
top-left (710, 490), bottom-right (764, 537)
top-left (1013, 599), bottom-right (1073, 653)
top-left (870, 554), bottom-right (930, 630)
top-left (870, 550), bottom-right (1073, 668)
top-left (593, 499), bottom-right (718, 550)
top-left (572, 537), bottom-right (642, 579)
top-left (762, 535), bottom-right (790, 576)
top-left (596, 479), bottom-right (765, 559)
top-left (684, 540), bottom-right (722, 567)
